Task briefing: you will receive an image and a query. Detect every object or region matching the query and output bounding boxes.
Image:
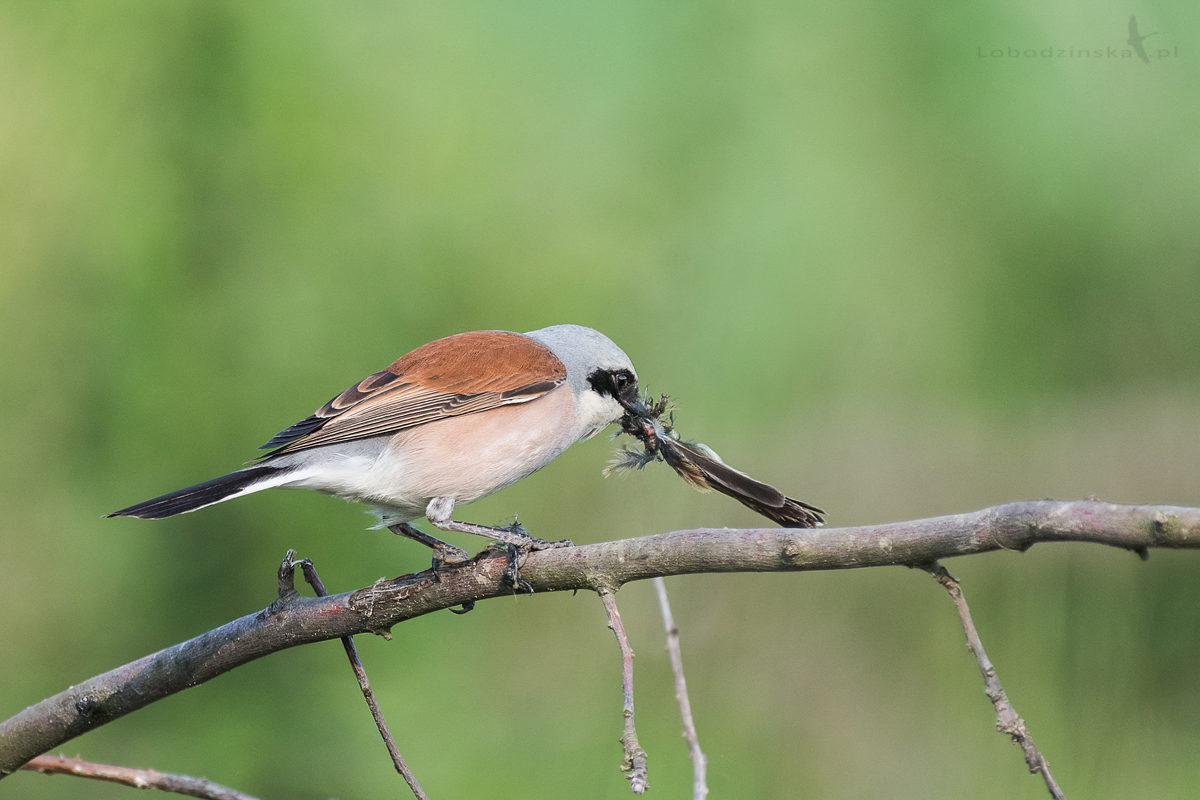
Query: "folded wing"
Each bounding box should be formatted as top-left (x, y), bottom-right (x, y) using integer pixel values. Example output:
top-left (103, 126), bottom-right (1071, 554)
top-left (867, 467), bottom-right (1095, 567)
top-left (259, 330), bottom-right (567, 457)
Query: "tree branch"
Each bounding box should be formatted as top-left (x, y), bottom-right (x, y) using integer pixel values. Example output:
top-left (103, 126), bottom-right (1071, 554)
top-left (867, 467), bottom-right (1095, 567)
top-left (922, 562), bottom-right (1065, 800)
top-left (2, 499), bottom-right (1197, 778)
top-left (21, 754), bottom-right (259, 800)
top-left (599, 589), bottom-right (648, 793)
top-left (653, 576), bottom-right (707, 800)
top-left (283, 551), bottom-right (428, 800)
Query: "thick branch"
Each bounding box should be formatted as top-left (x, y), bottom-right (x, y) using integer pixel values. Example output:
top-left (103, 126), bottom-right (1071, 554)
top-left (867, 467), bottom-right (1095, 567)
top-left (2, 499), bottom-right (1197, 776)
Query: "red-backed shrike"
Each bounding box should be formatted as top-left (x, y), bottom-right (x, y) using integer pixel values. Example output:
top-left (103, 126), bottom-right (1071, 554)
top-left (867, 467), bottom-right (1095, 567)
top-left (109, 324), bottom-right (640, 562)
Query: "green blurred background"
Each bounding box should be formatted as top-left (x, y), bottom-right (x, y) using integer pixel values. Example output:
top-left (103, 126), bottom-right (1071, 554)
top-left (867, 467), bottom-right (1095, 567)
top-left (3, 2), bottom-right (1199, 798)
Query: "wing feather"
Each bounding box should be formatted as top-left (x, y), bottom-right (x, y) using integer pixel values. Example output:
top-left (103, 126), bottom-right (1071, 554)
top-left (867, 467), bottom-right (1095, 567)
top-left (259, 331), bottom-right (566, 457)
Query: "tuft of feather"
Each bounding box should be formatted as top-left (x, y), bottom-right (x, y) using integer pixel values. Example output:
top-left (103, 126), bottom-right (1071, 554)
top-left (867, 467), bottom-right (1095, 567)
top-left (603, 445), bottom-right (661, 478)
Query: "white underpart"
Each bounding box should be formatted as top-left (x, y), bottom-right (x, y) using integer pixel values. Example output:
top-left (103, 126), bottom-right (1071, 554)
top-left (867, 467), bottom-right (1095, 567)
top-left (273, 385), bottom-right (599, 528)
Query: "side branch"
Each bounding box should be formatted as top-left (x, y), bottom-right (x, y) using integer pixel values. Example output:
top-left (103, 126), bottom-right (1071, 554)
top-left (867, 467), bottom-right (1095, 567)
top-left (653, 577), bottom-right (707, 799)
top-left (2, 499), bottom-right (1198, 775)
top-left (22, 755), bottom-right (259, 799)
top-left (599, 590), bottom-right (648, 793)
top-left (923, 563), bottom-right (1065, 799)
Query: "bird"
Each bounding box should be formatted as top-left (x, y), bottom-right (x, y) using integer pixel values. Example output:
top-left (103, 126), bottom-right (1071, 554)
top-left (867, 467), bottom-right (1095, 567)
top-left (109, 324), bottom-right (640, 564)
top-left (1127, 15), bottom-right (1158, 64)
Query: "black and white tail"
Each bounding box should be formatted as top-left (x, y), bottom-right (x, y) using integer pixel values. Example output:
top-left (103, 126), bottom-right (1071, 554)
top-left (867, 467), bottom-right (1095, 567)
top-left (107, 465), bottom-right (293, 519)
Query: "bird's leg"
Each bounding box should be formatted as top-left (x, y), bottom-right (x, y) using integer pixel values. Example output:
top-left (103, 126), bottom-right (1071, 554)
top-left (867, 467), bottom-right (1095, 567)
top-left (424, 497), bottom-right (574, 550)
top-left (423, 498), bottom-right (571, 595)
top-left (387, 522), bottom-right (471, 568)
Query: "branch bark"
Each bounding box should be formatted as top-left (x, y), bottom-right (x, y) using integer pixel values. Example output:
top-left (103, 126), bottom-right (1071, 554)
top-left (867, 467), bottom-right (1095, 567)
top-left (2, 499), bottom-right (1197, 777)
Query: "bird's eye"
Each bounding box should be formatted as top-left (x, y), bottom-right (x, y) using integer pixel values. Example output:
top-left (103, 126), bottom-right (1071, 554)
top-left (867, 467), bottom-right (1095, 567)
top-left (587, 368), bottom-right (637, 400)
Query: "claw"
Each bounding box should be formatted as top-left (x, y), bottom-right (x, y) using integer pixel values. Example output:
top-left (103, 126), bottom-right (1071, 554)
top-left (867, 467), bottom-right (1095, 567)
top-left (497, 543), bottom-right (535, 594)
top-left (522, 535), bottom-right (573, 550)
top-left (427, 544), bottom-right (471, 581)
top-left (433, 545), bottom-right (471, 566)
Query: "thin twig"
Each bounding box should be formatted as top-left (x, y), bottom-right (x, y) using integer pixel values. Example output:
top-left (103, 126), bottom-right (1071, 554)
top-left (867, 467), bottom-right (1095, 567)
top-left (922, 562), bottom-right (1066, 800)
top-left (652, 577), bottom-right (707, 800)
top-left (21, 754), bottom-right (259, 800)
top-left (599, 588), bottom-right (648, 793)
top-left (282, 551), bottom-right (428, 800)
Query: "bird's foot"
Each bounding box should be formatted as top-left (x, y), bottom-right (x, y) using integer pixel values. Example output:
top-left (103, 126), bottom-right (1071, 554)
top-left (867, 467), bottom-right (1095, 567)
top-left (499, 517), bottom-right (573, 551)
top-left (431, 545), bottom-right (473, 612)
top-left (495, 542), bottom-right (534, 594)
top-left (389, 522), bottom-right (471, 574)
top-left (526, 536), bottom-right (573, 550)
top-left (431, 544), bottom-right (471, 569)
